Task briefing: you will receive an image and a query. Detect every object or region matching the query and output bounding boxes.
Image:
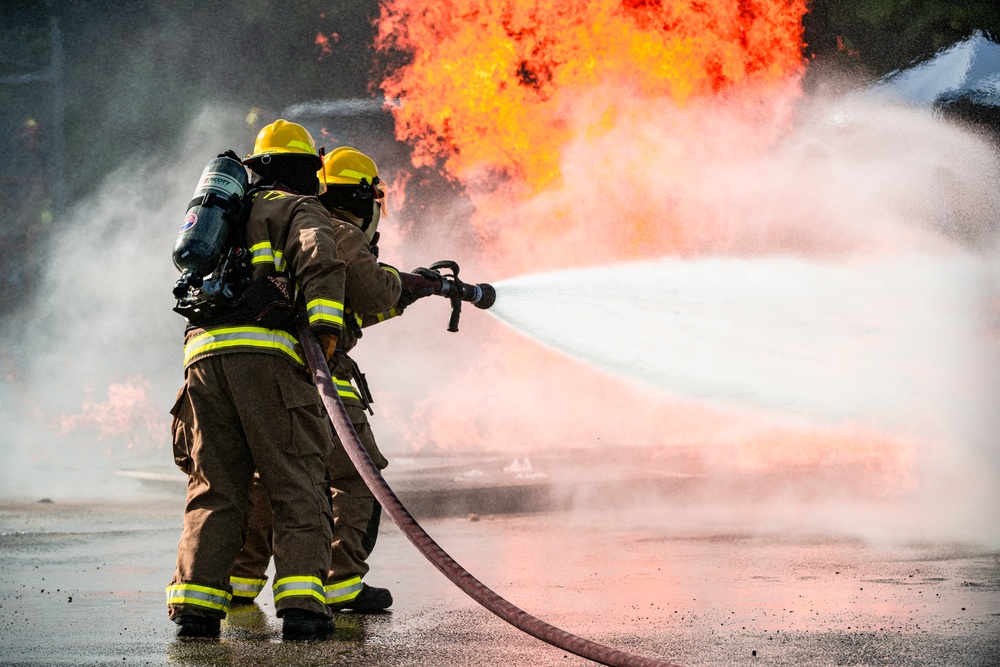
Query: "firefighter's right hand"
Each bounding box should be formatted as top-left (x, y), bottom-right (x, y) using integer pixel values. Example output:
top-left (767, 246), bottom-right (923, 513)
top-left (396, 287), bottom-right (434, 311)
top-left (316, 333), bottom-right (339, 362)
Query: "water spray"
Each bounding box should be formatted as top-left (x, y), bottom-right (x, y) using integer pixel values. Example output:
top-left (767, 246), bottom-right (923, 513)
top-left (400, 260), bottom-right (496, 331)
top-left (297, 321), bottom-right (680, 667)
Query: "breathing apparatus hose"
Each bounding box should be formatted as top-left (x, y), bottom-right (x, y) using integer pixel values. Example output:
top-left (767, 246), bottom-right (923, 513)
top-left (298, 322), bottom-right (683, 667)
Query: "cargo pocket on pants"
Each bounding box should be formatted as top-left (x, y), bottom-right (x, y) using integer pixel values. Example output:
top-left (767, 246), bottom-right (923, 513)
top-left (276, 372), bottom-right (330, 461)
top-left (169, 386), bottom-right (192, 474)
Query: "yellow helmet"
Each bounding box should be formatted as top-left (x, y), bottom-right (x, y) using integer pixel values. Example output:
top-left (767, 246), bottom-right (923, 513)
top-left (318, 147), bottom-right (386, 242)
top-left (246, 119), bottom-right (322, 167)
top-left (319, 146), bottom-right (384, 194)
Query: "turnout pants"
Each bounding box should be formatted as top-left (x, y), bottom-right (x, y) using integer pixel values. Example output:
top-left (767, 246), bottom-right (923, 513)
top-left (230, 393), bottom-right (388, 607)
top-left (166, 353), bottom-right (334, 620)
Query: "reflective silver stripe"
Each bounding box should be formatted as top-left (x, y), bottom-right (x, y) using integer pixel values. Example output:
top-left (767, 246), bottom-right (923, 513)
top-left (166, 583), bottom-right (231, 611)
top-left (249, 241), bottom-right (273, 264)
top-left (325, 576), bottom-right (363, 604)
top-left (248, 242), bottom-right (287, 272)
top-left (184, 326), bottom-right (303, 366)
top-left (273, 576), bottom-right (326, 604)
top-left (334, 378), bottom-right (359, 401)
top-left (306, 298), bottom-right (344, 328)
top-left (230, 576), bottom-right (267, 597)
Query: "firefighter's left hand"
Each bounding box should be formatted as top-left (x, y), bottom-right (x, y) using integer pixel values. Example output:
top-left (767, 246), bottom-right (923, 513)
top-left (316, 333), bottom-right (339, 362)
top-left (396, 286), bottom-right (434, 311)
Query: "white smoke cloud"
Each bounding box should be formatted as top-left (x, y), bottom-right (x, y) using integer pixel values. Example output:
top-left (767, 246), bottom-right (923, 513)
top-left (0, 108), bottom-right (248, 501)
top-left (366, 83), bottom-right (1000, 545)
top-left (2, 87), bottom-right (997, 547)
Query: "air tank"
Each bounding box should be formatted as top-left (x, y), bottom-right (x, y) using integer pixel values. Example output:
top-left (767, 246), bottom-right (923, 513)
top-left (172, 155), bottom-right (248, 297)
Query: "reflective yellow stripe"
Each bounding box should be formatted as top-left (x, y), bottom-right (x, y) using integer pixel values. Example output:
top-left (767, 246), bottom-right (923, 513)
top-left (337, 168), bottom-right (368, 181)
top-left (230, 576), bottom-right (267, 598)
top-left (248, 241), bottom-right (286, 272)
top-left (306, 297), bottom-right (344, 328)
top-left (166, 583), bottom-right (231, 611)
top-left (375, 307), bottom-right (402, 322)
top-left (273, 575), bottom-right (326, 604)
top-left (334, 378), bottom-right (359, 401)
top-left (249, 241), bottom-right (272, 264)
top-left (184, 326), bottom-right (303, 366)
top-left (325, 576), bottom-right (363, 604)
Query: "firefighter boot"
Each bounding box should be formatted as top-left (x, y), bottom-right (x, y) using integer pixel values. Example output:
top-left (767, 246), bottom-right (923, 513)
top-left (229, 596), bottom-right (257, 608)
top-left (174, 614), bottom-right (221, 638)
top-left (281, 608), bottom-right (335, 640)
top-left (329, 584), bottom-right (393, 613)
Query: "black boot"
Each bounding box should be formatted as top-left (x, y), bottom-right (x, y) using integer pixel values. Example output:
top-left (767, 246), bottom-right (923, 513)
top-left (174, 615), bottom-right (221, 638)
top-left (281, 608), bottom-right (335, 640)
top-left (329, 584), bottom-right (393, 613)
top-left (229, 596), bottom-right (257, 607)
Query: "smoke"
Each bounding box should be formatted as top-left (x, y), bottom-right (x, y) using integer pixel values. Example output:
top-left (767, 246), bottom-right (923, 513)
top-left (0, 108), bottom-right (248, 501)
top-left (1, 86), bottom-right (997, 546)
top-left (364, 83), bottom-right (1000, 545)
top-left (363, 0), bottom-right (999, 548)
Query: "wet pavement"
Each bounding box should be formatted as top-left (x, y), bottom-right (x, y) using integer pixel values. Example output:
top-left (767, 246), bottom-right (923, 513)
top-left (1, 452), bottom-right (998, 667)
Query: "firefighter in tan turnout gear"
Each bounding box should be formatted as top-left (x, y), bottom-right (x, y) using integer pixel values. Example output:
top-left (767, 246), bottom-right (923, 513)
top-left (166, 119), bottom-right (342, 639)
top-left (229, 146), bottom-right (407, 613)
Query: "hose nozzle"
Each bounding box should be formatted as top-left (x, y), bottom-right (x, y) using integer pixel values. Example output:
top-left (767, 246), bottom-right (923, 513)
top-left (404, 260), bottom-right (495, 331)
top-left (453, 280), bottom-right (496, 310)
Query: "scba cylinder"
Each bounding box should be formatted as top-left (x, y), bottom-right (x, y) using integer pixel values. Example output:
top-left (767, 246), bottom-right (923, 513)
top-left (172, 155), bottom-right (249, 286)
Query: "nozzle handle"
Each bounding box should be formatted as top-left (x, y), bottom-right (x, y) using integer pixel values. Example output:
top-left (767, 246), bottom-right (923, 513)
top-left (401, 261), bottom-right (495, 331)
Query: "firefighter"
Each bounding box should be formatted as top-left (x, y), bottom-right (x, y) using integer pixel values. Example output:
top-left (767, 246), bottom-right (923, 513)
top-left (166, 119), bottom-right (342, 639)
top-left (229, 146), bottom-right (409, 614)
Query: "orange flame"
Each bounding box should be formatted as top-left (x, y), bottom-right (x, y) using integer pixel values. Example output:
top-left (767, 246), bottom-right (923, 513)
top-left (315, 31), bottom-right (339, 61)
top-left (376, 0), bottom-right (807, 269)
top-left (53, 377), bottom-right (167, 454)
top-left (370, 0), bottom-right (921, 495)
top-left (377, 0), bottom-right (805, 187)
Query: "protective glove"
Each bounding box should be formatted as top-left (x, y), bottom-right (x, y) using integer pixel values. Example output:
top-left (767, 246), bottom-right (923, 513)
top-left (316, 332), bottom-right (339, 362)
top-left (396, 288), bottom-right (431, 311)
top-left (396, 268), bottom-right (440, 310)
top-left (411, 267), bottom-right (441, 282)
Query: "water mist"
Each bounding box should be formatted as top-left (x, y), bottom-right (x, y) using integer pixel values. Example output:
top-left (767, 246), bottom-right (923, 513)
top-left (462, 90), bottom-right (1000, 546)
top-left (0, 109), bottom-right (249, 501)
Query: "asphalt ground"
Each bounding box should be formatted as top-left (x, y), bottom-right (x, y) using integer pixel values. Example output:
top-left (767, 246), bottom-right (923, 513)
top-left (1, 452), bottom-right (998, 667)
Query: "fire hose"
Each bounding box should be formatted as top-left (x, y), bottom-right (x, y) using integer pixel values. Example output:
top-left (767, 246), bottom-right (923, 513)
top-left (296, 277), bottom-right (683, 667)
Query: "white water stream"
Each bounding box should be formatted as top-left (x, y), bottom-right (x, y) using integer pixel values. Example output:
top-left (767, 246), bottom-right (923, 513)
top-left (489, 253), bottom-right (999, 443)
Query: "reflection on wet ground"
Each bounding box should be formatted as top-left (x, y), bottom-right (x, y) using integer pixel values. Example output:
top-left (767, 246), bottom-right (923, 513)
top-left (0, 493), bottom-right (997, 666)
